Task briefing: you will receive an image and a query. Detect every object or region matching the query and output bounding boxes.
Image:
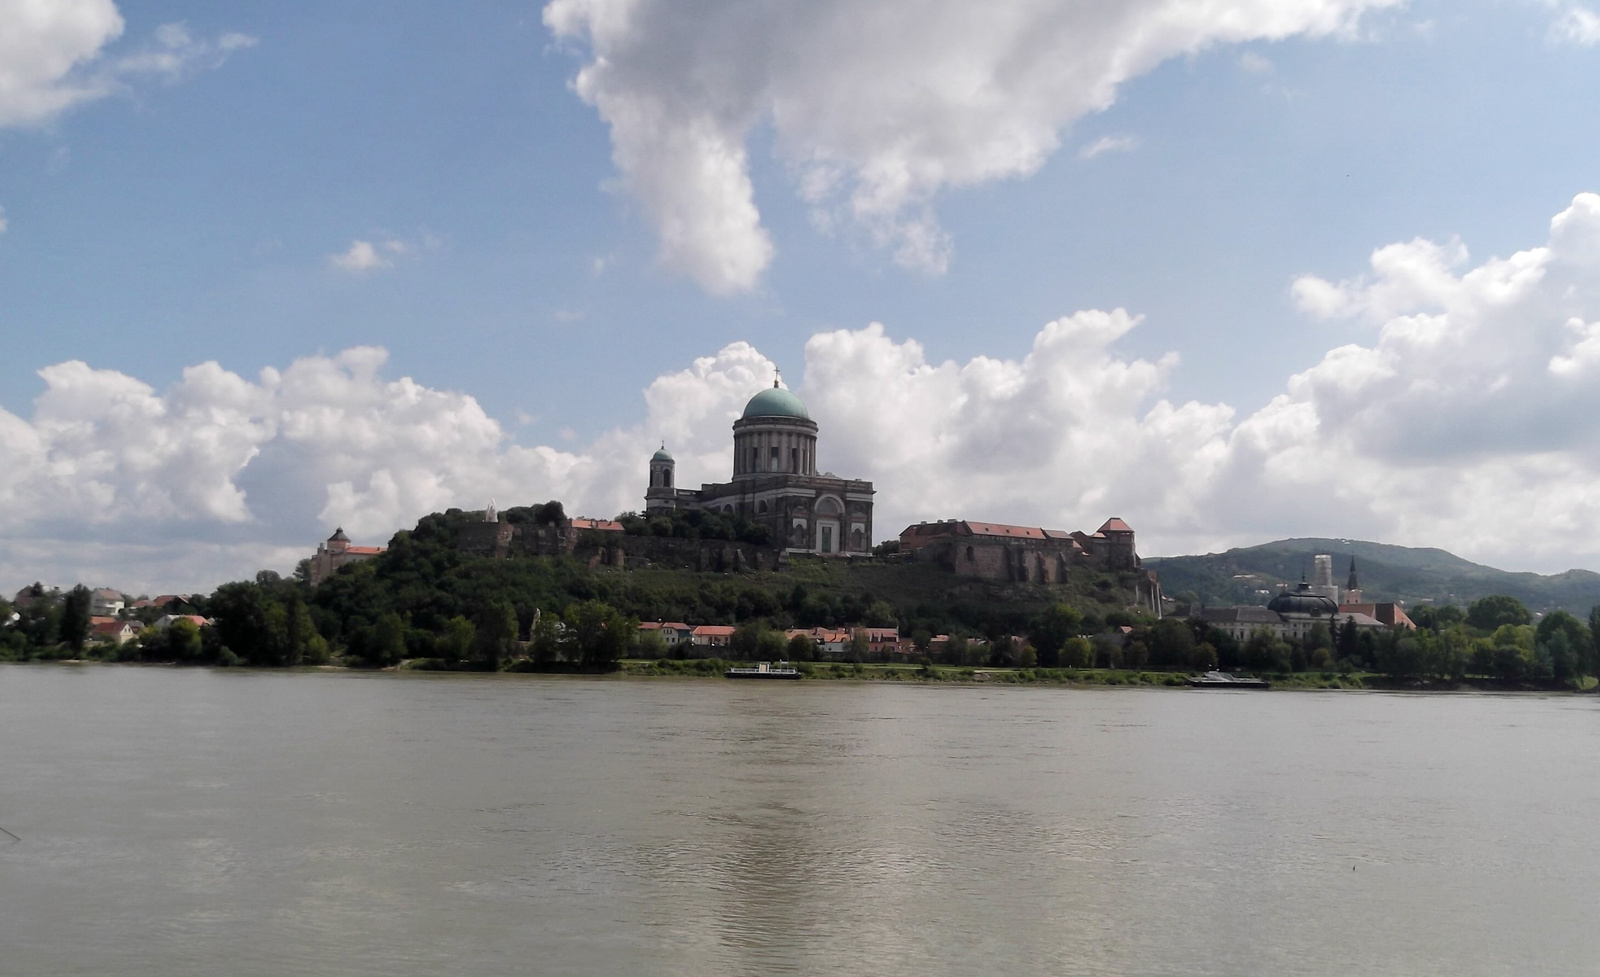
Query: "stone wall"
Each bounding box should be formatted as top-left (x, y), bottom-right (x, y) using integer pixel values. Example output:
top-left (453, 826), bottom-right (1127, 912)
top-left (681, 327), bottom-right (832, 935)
top-left (455, 519), bottom-right (781, 572)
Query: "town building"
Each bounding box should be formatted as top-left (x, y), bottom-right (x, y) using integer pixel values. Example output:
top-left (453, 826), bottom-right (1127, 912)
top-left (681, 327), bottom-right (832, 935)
top-left (90, 588), bottom-right (125, 617)
top-left (90, 618), bottom-right (138, 646)
top-left (646, 380), bottom-right (874, 557)
top-left (308, 528), bottom-right (386, 585)
top-left (1192, 579), bottom-right (1393, 645)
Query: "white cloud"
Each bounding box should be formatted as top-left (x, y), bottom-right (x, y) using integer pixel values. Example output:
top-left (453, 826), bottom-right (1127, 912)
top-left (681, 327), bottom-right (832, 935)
top-left (111, 22), bottom-right (257, 83)
top-left (1552, 5), bottom-right (1600, 45)
top-left (544, 0), bottom-right (1400, 292)
top-left (0, 4), bottom-right (251, 129)
top-left (1239, 51), bottom-right (1276, 73)
top-left (329, 239), bottom-right (406, 273)
top-left (15, 194), bottom-right (1600, 592)
top-left (0, 204), bottom-right (7, 235)
top-left (1079, 135), bottom-right (1139, 160)
top-left (0, 0), bottom-right (123, 127)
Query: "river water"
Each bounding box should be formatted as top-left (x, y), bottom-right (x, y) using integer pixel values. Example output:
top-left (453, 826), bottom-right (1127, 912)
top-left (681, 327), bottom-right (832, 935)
top-left (2, 667), bottom-right (1597, 976)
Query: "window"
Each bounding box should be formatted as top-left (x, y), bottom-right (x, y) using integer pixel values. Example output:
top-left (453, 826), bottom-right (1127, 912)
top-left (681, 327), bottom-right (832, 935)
top-left (663, 469), bottom-right (671, 488)
top-left (749, 447), bottom-right (758, 472)
top-left (821, 526), bottom-right (833, 553)
top-left (770, 446), bottom-right (780, 470)
top-left (791, 447), bottom-right (799, 472)
top-left (966, 546), bottom-right (974, 562)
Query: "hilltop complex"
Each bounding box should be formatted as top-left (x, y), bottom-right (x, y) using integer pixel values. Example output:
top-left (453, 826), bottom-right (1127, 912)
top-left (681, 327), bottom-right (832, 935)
top-left (645, 380), bottom-right (875, 557)
top-left (1192, 556), bottom-right (1414, 643)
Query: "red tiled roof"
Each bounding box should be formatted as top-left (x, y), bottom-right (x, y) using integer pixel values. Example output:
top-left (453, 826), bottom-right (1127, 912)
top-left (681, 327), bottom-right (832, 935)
top-left (965, 522), bottom-right (1048, 540)
top-left (345, 546), bottom-right (385, 555)
top-left (571, 518), bottom-right (624, 531)
top-left (1098, 517), bottom-right (1133, 533)
top-left (692, 625), bottom-right (736, 636)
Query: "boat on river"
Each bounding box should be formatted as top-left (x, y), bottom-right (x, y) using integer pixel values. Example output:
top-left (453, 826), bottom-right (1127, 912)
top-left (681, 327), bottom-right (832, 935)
top-left (1187, 670), bottom-right (1270, 689)
top-left (724, 661), bottom-right (802, 680)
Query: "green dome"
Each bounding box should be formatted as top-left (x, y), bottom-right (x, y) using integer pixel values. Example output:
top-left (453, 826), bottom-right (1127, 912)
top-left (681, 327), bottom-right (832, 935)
top-left (651, 446), bottom-right (674, 462)
top-left (741, 385), bottom-right (810, 420)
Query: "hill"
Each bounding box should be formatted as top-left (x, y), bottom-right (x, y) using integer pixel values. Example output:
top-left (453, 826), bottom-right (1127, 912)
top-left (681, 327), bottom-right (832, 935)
top-left (1145, 538), bottom-right (1600, 615)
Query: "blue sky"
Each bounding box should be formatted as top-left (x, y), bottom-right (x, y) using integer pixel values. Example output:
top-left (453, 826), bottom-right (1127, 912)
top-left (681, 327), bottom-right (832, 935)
top-left (6, 0), bottom-right (1600, 591)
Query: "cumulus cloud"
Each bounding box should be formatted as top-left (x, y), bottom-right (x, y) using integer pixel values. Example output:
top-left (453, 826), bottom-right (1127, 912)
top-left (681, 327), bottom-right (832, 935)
top-left (1551, 4), bottom-right (1600, 45)
top-left (0, 2), bottom-right (250, 129)
top-left (15, 194), bottom-right (1600, 591)
top-left (329, 239), bottom-right (406, 273)
top-left (544, 0), bottom-right (1400, 292)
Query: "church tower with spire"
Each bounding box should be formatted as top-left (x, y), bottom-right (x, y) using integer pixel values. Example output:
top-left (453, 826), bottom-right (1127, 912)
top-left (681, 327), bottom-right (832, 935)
top-left (1344, 556), bottom-right (1362, 604)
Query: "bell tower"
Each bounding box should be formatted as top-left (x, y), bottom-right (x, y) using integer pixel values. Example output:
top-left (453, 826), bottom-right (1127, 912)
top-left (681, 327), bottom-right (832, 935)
top-left (645, 445), bottom-right (678, 512)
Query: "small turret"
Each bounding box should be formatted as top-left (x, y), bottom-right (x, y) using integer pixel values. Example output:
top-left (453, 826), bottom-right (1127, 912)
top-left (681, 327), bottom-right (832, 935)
top-left (646, 444), bottom-right (678, 512)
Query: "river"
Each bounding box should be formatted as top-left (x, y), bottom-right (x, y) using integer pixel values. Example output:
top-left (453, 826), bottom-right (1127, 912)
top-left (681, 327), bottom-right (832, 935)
top-left (1, 666), bottom-right (1596, 976)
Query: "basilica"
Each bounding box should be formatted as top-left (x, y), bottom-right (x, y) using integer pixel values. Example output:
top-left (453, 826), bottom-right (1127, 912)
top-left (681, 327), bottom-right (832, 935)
top-left (645, 381), bottom-right (875, 557)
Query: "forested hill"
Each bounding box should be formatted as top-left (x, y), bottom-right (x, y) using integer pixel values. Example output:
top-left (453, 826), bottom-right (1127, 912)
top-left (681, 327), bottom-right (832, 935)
top-left (1145, 538), bottom-right (1600, 615)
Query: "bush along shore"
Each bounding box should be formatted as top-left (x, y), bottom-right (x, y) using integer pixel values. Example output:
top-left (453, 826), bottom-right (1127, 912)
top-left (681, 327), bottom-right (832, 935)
top-left (8, 504), bottom-right (1600, 692)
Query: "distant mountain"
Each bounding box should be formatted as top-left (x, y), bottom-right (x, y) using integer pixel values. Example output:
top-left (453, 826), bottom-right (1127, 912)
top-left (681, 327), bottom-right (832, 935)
top-left (1145, 538), bottom-right (1600, 615)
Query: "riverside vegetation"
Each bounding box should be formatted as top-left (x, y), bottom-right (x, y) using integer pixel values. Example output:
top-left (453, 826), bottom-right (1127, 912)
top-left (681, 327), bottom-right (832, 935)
top-left (7, 505), bottom-right (1600, 690)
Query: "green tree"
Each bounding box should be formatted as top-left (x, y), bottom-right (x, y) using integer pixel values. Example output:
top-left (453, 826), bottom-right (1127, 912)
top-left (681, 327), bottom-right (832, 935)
top-left (166, 618), bottom-right (204, 663)
top-left (60, 585), bottom-right (92, 653)
top-left (1589, 605), bottom-right (1600, 677)
top-left (1061, 635), bottom-right (1093, 669)
top-left (756, 628), bottom-right (789, 661)
top-left (1146, 618), bottom-right (1197, 669)
top-left (941, 634), bottom-right (971, 666)
top-left (438, 615), bottom-right (476, 661)
top-left (1536, 610), bottom-right (1592, 679)
top-left (846, 630), bottom-right (870, 661)
top-left (1029, 604), bottom-right (1084, 667)
top-left (786, 633), bottom-right (816, 661)
top-left (530, 612), bottom-right (562, 665)
top-left (1466, 595), bottom-right (1531, 632)
top-left (472, 600), bottom-right (519, 667)
top-left (563, 600), bottom-right (633, 669)
top-left (731, 621), bottom-right (763, 660)
top-left (637, 628), bottom-right (669, 658)
top-left (372, 613), bottom-right (408, 667)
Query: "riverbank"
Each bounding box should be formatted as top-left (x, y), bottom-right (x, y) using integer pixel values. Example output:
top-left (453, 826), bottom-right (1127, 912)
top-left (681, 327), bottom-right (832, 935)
top-left (9, 657), bottom-right (1594, 692)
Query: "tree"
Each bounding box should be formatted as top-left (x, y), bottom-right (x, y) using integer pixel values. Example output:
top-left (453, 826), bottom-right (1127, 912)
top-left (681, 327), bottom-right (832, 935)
top-left (731, 621), bottom-right (764, 660)
top-left (1536, 610), bottom-right (1592, 679)
top-left (941, 634), bottom-right (970, 666)
top-left (372, 613), bottom-right (408, 667)
top-left (166, 618), bottom-right (204, 663)
top-left (1466, 595), bottom-right (1531, 632)
top-left (846, 630), bottom-right (870, 661)
top-left (472, 600), bottom-right (519, 667)
top-left (438, 615), bottom-right (477, 661)
top-left (637, 628), bottom-right (669, 658)
top-left (1029, 604), bottom-right (1083, 668)
top-left (1589, 605), bottom-right (1600, 678)
top-left (531, 613), bottom-right (562, 665)
top-left (1061, 636), bottom-right (1093, 669)
top-left (1145, 618), bottom-right (1197, 669)
top-left (786, 633), bottom-right (816, 661)
top-left (563, 600), bottom-right (633, 669)
top-left (756, 628), bottom-right (789, 661)
top-left (60, 585), bottom-right (92, 653)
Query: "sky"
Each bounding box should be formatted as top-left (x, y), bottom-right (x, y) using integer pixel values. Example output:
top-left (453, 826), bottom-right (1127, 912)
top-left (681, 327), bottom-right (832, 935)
top-left (6, 0), bottom-right (1600, 593)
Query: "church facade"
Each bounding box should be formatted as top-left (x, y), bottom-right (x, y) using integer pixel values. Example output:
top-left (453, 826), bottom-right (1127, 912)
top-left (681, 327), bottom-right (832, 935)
top-left (645, 382), bottom-right (874, 557)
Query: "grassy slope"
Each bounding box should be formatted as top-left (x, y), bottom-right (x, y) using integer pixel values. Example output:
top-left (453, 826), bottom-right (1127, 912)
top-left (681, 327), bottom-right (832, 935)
top-left (1146, 538), bottom-right (1600, 614)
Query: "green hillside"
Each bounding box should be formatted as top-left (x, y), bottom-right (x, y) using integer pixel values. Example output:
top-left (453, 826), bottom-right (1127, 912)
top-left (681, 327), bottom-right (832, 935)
top-left (1146, 538), bottom-right (1600, 614)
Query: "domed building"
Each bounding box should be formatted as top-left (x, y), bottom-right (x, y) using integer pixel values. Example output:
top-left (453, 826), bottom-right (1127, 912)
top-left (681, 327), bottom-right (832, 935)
top-left (645, 380), bottom-right (875, 556)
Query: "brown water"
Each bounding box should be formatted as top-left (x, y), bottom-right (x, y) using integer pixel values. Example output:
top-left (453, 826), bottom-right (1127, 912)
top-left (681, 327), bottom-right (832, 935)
top-left (1, 666), bottom-right (1597, 976)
